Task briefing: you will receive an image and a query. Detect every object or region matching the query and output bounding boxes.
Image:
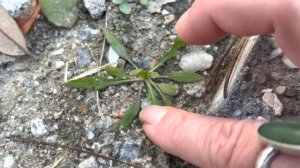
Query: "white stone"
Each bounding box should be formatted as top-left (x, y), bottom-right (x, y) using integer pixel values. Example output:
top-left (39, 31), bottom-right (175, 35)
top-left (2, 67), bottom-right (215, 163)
top-left (164, 14), bottom-right (175, 25)
top-left (50, 49), bottom-right (64, 56)
top-left (4, 155), bottom-right (15, 168)
top-left (262, 92), bottom-right (284, 116)
top-left (275, 86), bottom-right (286, 95)
top-left (91, 142), bottom-right (102, 153)
top-left (83, 0), bottom-right (106, 20)
top-left (161, 9), bottom-right (170, 15)
top-left (54, 61), bottom-right (65, 69)
top-left (30, 118), bottom-right (48, 137)
top-left (78, 156), bottom-right (98, 168)
top-left (179, 51), bottom-right (213, 72)
top-left (148, 0), bottom-right (176, 13)
top-left (282, 56), bottom-right (298, 69)
top-left (0, 0), bottom-right (30, 17)
top-left (86, 128), bottom-right (95, 140)
top-left (107, 46), bottom-right (119, 66)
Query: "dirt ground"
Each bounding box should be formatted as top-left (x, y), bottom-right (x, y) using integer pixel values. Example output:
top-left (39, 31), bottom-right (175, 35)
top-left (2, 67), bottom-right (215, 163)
top-left (0, 0), bottom-right (299, 168)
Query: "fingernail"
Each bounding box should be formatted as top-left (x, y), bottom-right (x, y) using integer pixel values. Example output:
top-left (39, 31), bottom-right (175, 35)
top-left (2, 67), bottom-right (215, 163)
top-left (139, 105), bottom-right (168, 125)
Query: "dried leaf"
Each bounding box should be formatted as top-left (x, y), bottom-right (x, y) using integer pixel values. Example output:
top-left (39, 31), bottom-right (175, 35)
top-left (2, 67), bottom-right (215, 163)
top-left (40, 0), bottom-right (79, 28)
top-left (0, 5), bottom-right (31, 56)
top-left (166, 71), bottom-right (202, 82)
top-left (119, 99), bottom-right (141, 129)
top-left (16, 0), bottom-right (41, 34)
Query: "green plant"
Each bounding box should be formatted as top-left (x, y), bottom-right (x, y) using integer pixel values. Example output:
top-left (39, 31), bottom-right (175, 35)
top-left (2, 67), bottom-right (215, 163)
top-left (112, 0), bottom-right (149, 14)
top-left (65, 28), bottom-right (202, 129)
top-left (115, 20), bottom-right (129, 32)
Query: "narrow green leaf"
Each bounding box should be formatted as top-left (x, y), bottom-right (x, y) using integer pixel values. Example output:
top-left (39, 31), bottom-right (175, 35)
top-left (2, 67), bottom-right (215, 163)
top-left (158, 83), bottom-right (178, 96)
top-left (148, 71), bottom-right (160, 78)
top-left (119, 99), bottom-right (141, 129)
top-left (149, 80), bottom-right (173, 106)
top-left (139, 0), bottom-right (149, 6)
top-left (258, 122), bottom-right (300, 145)
top-left (151, 39), bottom-right (187, 71)
top-left (65, 77), bottom-right (98, 89)
top-left (101, 28), bottom-right (137, 67)
top-left (119, 2), bottom-right (132, 15)
top-left (105, 66), bottom-right (127, 79)
top-left (129, 69), bottom-right (143, 76)
top-left (112, 0), bottom-right (126, 4)
top-left (146, 81), bottom-right (161, 105)
top-left (166, 71), bottom-right (202, 82)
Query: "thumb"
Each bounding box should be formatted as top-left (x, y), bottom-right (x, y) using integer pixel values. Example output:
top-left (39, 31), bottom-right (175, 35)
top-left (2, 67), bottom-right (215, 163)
top-left (139, 105), bottom-right (264, 168)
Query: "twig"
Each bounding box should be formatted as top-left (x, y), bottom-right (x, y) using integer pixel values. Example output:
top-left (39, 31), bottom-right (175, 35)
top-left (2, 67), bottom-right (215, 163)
top-left (51, 154), bottom-right (66, 168)
top-left (223, 37), bottom-right (247, 98)
top-left (0, 29), bottom-right (39, 60)
top-left (9, 136), bottom-right (142, 168)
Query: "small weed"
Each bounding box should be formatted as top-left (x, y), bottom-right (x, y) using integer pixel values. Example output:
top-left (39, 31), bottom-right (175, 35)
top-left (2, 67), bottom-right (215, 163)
top-left (115, 20), bottom-right (129, 32)
top-left (65, 28), bottom-right (202, 129)
top-left (112, 0), bottom-right (148, 14)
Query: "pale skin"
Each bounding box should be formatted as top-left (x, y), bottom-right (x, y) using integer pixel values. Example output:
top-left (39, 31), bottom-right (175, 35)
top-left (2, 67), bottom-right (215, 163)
top-left (139, 0), bottom-right (300, 168)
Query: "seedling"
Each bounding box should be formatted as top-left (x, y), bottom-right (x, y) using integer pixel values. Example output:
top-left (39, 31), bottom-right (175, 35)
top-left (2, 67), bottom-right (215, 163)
top-left (66, 28), bottom-right (202, 129)
top-left (112, 0), bottom-right (148, 14)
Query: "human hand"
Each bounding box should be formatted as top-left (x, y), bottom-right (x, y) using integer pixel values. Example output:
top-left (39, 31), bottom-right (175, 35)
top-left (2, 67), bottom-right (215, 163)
top-left (140, 0), bottom-right (300, 167)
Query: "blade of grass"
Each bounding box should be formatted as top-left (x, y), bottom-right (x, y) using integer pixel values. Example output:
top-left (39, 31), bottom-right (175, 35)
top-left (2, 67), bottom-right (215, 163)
top-left (101, 28), bottom-right (138, 68)
top-left (150, 39), bottom-right (187, 72)
top-left (104, 66), bottom-right (128, 79)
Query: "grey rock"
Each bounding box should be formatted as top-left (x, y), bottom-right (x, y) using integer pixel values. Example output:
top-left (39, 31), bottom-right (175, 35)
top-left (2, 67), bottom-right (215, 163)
top-left (183, 81), bottom-right (206, 98)
top-left (83, 0), bottom-right (106, 20)
top-left (79, 27), bottom-right (92, 41)
top-left (92, 142), bottom-right (102, 153)
top-left (30, 119), bottom-right (48, 137)
top-left (78, 156), bottom-right (98, 168)
top-left (119, 138), bottom-right (141, 161)
top-left (85, 128), bottom-right (95, 140)
top-left (78, 50), bottom-right (92, 67)
top-left (102, 133), bottom-right (115, 145)
top-left (0, 55), bottom-right (16, 66)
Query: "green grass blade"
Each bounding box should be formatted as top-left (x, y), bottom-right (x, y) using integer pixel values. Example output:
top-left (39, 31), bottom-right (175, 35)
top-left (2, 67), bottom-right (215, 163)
top-left (150, 39), bottom-right (187, 71)
top-left (157, 83), bottom-right (178, 96)
top-left (166, 71), bottom-right (202, 82)
top-left (146, 80), bottom-right (161, 105)
top-left (65, 77), bottom-right (98, 89)
top-left (101, 28), bottom-right (137, 68)
top-left (105, 66), bottom-right (128, 79)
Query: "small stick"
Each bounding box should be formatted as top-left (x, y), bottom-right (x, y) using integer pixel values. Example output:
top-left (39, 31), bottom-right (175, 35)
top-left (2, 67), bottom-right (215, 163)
top-left (51, 154), bottom-right (66, 168)
top-left (9, 136), bottom-right (142, 168)
top-left (223, 37), bottom-right (247, 98)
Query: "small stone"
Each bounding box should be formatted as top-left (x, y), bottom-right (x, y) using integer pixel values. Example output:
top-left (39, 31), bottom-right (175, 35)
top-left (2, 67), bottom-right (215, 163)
top-left (119, 138), bottom-right (141, 161)
top-left (3, 155), bottom-right (15, 168)
top-left (262, 92), bottom-right (284, 116)
top-left (78, 156), bottom-right (98, 168)
top-left (253, 73), bottom-right (267, 84)
top-left (78, 50), bottom-right (92, 67)
top-left (269, 48), bottom-right (282, 59)
top-left (161, 9), bottom-right (170, 15)
top-left (79, 27), bottom-right (92, 41)
top-left (147, 0), bottom-right (176, 13)
top-left (179, 51), bottom-right (213, 72)
top-left (232, 109), bottom-right (242, 117)
top-left (275, 86), bottom-right (286, 95)
top-left (282, 56), bottom-right (298, 69)
top-left (164, 14), bottom-right (175, 25)
top-left (85, 128), bottom-right (95, 140)
top-left (50, 48), bottom-right (64, 56)
top-left (270, 72), bottom-right (283, 81)
top-left (83, 0), bottom-right (106, 20)
top-left (0, 0), bottom-right (30, 17)
top-left (30, 119), bottom-right (48, 137)
top-left (183, 81), bottom-right (206, 98)
top-left (54, 61), bottom-right (65, 69)
top-left (107, 46), bottom-right (119, 66)
top-left (92, 143), bottom-right (102, 154)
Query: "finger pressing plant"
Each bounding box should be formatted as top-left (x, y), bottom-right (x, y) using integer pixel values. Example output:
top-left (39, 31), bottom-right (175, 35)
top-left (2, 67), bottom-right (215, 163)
top-left (65, 28), bottom-right (202, 129)
top-left (112, 0), bottom-right (148, 14)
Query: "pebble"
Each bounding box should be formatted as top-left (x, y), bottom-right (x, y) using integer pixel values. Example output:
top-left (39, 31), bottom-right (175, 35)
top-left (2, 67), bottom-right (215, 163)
top-left (54, 61), bottom-right (65, 69)
top-left (270, 72), bottom-right (283, 81)
top-left (3, 155), bottom-right (15, 168)
top-left (161, 9), bottom-right (170, 15)
top-left (179, 51), bottom-right (213, 72)
top-left (0, 0), bottom-right (30, 17)
top-left (275, 86), bottom-right (286, 95)
top-left (262, 92), bottom-right (284, 116)
top-left (85, 128), bottom-right (95, 140)
top-left (183, 81), bottom-right (206, 98)
top-left (91, 142), bottom-right (102, 153)
top-left (232, 109), bottom-right (242, 117)
top-left (107, 46), bottom-right (119, 66)
top-left (50, 49), bottom-right (64, 56)
top-left (148, 0), bottom-right (176, 13)
top-left (282, 56), bottom-right (298, 69)
top-left (164, 14), bottom-right (175, 25)
top-left (30, 119), bottom-right (48, 137)
top-left (119, 138), bottom-right (141, 161)
top-left (83, 0), bottom-right (106, 20)
top-left (78, 27), bottom-right (92, 41)
top-left (78, 156), bottom-right (98, 168)
top-left (78, 50), bottom-right (92, 67)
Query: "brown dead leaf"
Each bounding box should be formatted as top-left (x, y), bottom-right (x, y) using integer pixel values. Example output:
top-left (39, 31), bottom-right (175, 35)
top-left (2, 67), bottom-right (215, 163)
top-left (16, 0), bottom-right (41, 35)
top-left (0, 5), bottom-right (33, 57)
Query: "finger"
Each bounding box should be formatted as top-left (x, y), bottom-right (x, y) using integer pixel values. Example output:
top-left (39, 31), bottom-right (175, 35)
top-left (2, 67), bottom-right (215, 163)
top-left (176, 0), bottom-right (300, 66)
top-left (139, 106), bottom-right (263, 168)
